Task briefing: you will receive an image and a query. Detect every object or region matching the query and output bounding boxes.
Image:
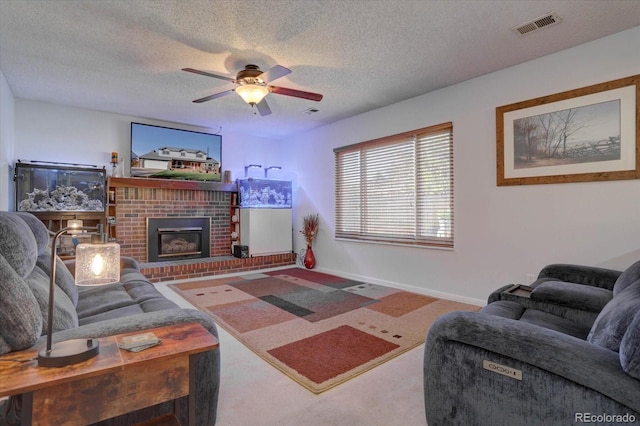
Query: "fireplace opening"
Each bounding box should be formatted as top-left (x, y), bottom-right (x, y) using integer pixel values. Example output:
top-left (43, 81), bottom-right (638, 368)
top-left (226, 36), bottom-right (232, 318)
top-left (147, 217), bottom-right (211, 262)
top-left (159, 227), bottom-right (202, 258)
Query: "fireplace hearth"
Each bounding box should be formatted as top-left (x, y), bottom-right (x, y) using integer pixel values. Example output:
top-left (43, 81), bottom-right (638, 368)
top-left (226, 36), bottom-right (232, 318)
top-left (147, 217), bottom-right (211, 262)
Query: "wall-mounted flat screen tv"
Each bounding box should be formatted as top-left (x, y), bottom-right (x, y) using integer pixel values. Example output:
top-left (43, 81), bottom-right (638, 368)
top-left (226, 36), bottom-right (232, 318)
top-left (130, 122), bottom-right (222, 181)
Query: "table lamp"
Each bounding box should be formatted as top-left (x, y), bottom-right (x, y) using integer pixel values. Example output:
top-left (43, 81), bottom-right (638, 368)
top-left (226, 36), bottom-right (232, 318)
top-left (38, 222), bottom-right (120, 367)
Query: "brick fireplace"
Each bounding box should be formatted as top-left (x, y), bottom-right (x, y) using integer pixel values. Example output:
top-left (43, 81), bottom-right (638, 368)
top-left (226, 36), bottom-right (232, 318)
top-left (108, 177), bottom-right (296, 281)
top-left (111, 181), bottom-right (230, 261)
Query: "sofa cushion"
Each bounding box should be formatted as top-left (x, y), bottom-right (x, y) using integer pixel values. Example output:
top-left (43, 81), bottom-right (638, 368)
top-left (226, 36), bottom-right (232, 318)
top-left (76, 281), bottom-right (179, 325)
top-left (79, 304), bottom-right (148, 325)
top-left (519, 309), bottom-right (591, 339)
top-left (36, 249), bottom-right (79, 306)
top-left (481, 300), bottom-right (591, 339)
top-left (588, 279), bottom-right (640, 352)
top-left (24, 266), bottom-right (79, 334)
top-left (620, 311), bottom-right (640, 379)
top-left (76, 283), bottom-right (139, 321)
top-left (614, 260), bottom-right (640, 296)
top-left (14, 212), bottom-right (81, 306)
top-left (530, 281), bottom-right (613, 312)
top-left (120, 267), bottom-right (151, 284)
top-left (0, 212), bottom-right (38, 278)
top-left (480, 300), bottom-right (525, 319)
top-left (0, 254), bottom-right (42, 355)
top-left (14, 211), bottom-right (50, 256)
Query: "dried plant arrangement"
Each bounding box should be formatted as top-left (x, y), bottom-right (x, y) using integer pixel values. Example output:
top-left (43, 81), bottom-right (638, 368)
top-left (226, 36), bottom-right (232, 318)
top-left (301, 213), bottom-right (319, 247)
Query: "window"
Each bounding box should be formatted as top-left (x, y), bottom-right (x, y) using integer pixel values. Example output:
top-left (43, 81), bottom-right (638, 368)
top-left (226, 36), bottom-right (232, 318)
top-left (334, 122), bottom-right (453, 248)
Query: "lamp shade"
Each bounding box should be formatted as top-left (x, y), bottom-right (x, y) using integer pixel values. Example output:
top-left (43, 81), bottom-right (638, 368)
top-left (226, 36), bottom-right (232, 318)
top-left (75, 242), bottom-right (120, 285)
top-left (67, 218), bottom-right (83, 235)
top-left (236, 84), bottom-right (269, 105)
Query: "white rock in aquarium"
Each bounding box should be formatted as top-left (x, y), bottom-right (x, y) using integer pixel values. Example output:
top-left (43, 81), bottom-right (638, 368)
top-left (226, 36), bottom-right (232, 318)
top-left (20, 185), bottom-right (104, 212)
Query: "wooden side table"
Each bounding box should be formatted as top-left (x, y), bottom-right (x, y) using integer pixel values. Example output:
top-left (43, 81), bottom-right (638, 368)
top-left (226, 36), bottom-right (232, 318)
top-left (0, 322), bottom-right (218, 426)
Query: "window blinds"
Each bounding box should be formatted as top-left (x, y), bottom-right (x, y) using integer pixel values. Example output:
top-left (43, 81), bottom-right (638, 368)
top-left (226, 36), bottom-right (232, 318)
top-left (335, 122), bottom-right (453, 248)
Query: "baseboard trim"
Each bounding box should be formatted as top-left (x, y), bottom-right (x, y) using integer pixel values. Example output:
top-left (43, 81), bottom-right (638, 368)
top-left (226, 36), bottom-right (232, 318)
top-left (312, 266), bottom-right (486, 307)
top-left (163, 263), bottom-right (486, 307)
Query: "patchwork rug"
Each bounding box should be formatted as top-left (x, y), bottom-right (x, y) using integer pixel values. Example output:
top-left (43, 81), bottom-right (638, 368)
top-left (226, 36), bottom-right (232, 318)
top-left (169, 268), bottom-right (479, 393)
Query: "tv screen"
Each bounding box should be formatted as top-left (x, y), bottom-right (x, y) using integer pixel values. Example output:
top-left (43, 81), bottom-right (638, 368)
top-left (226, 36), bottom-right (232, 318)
top-left (130, 122), bottom-right (222, 181)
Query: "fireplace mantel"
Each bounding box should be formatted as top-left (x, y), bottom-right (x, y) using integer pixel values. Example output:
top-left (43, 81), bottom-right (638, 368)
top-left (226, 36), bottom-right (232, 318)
top-left (108, 176), bottom-right (237, 192)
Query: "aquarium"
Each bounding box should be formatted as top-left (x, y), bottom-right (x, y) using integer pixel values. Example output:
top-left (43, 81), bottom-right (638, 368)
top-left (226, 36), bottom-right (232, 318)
top-left (237, 178), bottom-right (292, 208)
top-left (15, 162), bottom-right (106, 212)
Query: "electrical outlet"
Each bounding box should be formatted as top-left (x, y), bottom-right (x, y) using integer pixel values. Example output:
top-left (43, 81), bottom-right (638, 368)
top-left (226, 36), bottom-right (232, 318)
top-left (525, 273), bottom-right (536, 285)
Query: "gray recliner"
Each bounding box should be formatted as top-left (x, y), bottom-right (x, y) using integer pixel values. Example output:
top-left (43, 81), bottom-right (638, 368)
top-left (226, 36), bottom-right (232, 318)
top-left (424, 261), bottom-right (640, 426)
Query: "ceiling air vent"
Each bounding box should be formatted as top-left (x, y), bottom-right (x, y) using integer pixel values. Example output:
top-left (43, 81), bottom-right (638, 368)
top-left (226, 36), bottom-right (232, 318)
top-left (512, 13), bottom-right (562, 36)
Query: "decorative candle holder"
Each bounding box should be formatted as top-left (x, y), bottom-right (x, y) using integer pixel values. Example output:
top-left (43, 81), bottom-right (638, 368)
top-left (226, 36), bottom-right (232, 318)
top-left (111, 152), bottom-right (120, 177)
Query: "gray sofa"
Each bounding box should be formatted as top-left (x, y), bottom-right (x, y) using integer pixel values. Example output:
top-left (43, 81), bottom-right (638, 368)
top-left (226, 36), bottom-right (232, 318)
top-left (424, 261), bottom-right (640, 426)
top-left (0, 211), bottom-right (220, 425)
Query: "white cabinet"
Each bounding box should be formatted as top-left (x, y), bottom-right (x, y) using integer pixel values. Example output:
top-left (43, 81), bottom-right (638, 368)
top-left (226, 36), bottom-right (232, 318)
top-left (240, 208), bottom-right (292, 256)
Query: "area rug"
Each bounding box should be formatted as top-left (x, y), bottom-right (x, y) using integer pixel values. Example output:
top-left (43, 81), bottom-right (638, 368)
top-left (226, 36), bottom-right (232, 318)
top-left (168, 268), bottom-right (479, 393)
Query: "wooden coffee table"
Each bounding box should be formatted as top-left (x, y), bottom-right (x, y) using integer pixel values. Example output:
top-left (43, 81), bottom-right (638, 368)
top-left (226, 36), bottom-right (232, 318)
top-left (0, 322), bottom-right (218, 425)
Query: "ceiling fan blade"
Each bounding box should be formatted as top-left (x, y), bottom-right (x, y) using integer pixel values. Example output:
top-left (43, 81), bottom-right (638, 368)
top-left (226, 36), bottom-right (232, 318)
top-left (258, 65), bottom-right (291, 83)
top-left (269, 85), bottom-right (323, 102)
top-left (192, 89), bottom-right (234, 103)
top-left (182, 68), bottom-right (235, 82)
top-left (256, 98), bottom-right (272, 116)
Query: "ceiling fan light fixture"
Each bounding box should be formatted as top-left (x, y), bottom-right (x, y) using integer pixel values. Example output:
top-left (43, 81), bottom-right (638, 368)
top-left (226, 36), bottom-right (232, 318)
top-left (236, 84), bottom-right (269, 105)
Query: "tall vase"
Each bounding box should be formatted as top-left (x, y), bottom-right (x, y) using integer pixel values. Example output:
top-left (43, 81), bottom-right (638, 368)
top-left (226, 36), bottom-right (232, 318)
top-left (304, 244), bottom-right (316, 269)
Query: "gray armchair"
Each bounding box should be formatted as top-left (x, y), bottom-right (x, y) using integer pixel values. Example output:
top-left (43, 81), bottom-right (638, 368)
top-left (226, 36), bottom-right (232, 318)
top-left (424, 261), bottom-right (640, 425)
top-left (486, 261), bottom-right (640, 336)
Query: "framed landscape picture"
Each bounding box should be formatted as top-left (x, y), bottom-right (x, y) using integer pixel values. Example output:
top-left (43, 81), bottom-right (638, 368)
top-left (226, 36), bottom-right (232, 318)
top-left (496, 75), bottom-right (639, 186)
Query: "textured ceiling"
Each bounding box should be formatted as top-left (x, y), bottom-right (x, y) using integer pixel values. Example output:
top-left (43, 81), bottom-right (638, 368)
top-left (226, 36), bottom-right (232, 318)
top-left (1, 1), bottom-right (639, 140)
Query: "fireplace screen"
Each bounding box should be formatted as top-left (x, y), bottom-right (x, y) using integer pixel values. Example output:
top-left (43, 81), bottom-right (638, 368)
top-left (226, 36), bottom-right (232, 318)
top-left (147, 217), bottom-right (211, 262)
top-left (159, 227), bottom-right (202, 258)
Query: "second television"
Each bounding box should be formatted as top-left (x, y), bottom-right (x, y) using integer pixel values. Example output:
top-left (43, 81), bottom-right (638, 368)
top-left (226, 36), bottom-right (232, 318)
top-left (130, 122), bottom-right (222, 181)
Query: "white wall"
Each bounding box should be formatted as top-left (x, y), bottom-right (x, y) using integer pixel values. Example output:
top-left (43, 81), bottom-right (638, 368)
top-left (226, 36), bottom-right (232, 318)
top-left (283, 26), bottom-right (640, 304)
top-left (7, 27), bottom-right (640, 304)
top-left (13, 100), bottom-right (284, 183)
top-left (0, 70), bottom-right (15, 211)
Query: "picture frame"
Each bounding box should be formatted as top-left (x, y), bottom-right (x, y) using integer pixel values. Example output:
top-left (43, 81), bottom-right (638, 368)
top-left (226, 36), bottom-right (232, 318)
top-left (496, 75), bottom-right (639, 186)
top-left (130, 122), bottom-right (222, 182)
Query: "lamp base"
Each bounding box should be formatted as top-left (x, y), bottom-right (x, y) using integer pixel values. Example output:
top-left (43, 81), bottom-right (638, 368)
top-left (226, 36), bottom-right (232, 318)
top-left (38, 339), bottom-right (100, 368)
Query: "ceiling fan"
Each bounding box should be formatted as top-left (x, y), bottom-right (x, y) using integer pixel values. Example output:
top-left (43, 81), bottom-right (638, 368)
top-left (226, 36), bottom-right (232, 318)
top-left (182, 64), bottom-right (323, 116)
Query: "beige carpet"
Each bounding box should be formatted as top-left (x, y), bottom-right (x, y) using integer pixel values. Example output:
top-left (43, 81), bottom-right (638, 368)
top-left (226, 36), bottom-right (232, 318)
top-left (169, 268), bottom-right (479, 393)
